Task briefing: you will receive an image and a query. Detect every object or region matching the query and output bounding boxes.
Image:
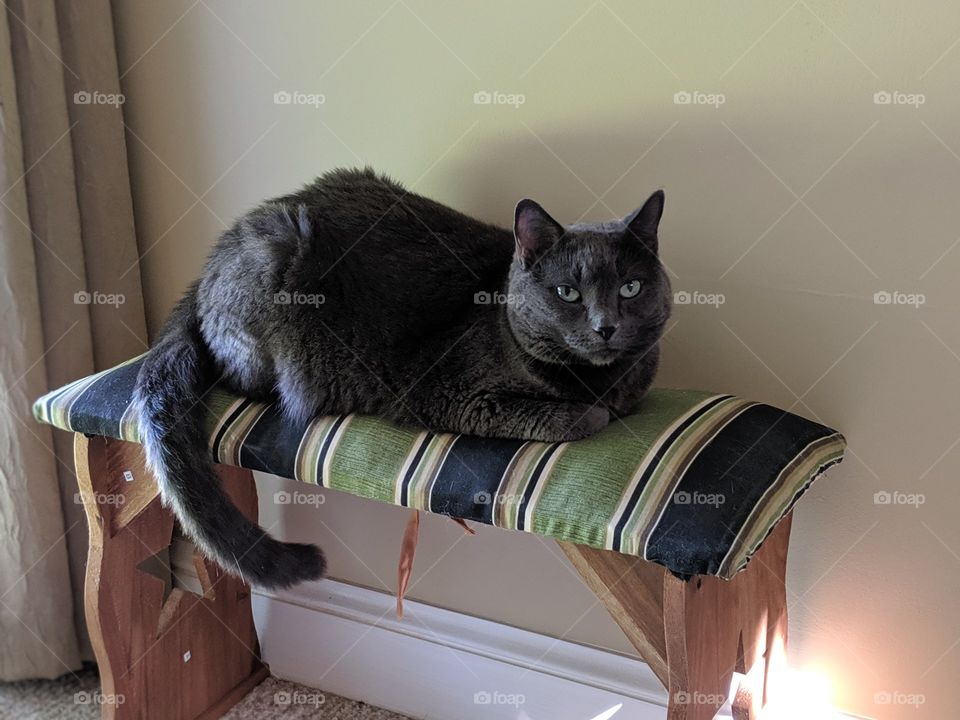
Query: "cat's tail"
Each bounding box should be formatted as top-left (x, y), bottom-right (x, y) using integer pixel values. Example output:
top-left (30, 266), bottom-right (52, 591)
top-left (133, 285), bottom-right (326, 590)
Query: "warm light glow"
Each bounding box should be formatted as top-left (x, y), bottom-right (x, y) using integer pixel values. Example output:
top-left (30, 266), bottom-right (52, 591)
top-left (588, 703), bottom-right (623, 720)
top-left (761, 666), bottom-right (844, 719)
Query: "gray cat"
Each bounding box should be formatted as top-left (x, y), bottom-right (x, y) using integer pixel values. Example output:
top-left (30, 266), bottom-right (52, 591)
top-left (134, 168), bottom-right (672, 589)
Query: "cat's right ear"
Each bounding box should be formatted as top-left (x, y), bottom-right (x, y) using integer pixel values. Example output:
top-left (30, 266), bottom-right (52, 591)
top-left (514, 199), bottom-right (564, 270)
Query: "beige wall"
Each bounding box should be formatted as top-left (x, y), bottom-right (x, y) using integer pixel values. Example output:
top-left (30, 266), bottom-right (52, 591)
top-left (112, 2), bottom-right (960, 717)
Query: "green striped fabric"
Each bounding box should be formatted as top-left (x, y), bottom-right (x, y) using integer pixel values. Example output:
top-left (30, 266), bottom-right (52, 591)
top-left (33, 356), bottom-right (845, 579)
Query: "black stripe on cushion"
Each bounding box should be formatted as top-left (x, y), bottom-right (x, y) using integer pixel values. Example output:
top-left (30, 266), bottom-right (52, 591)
top-left (211, 400), bottom-right (255, 461)
top-left (429, 435), bottom-right (526, 522)
top-left (611, 395), bottom-right (732, 552)
top-left (312, 414), bottom-right (350, 485)
top-left (399, 434), bottom-right (434, 507)
top-left (516, 443), bottom-right (561, 531)
top-left (69, 358), bottom-right (144, 438)
top-left (238, 403), bottom-right (316, 477)
top-left (644, 404), bottom-right (838, 576)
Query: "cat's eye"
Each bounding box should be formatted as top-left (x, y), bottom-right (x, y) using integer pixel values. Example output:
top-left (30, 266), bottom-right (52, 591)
top-left (619, 280), bottom-right (642, 298)
top-left (556, 285), bottom-right (581, 303)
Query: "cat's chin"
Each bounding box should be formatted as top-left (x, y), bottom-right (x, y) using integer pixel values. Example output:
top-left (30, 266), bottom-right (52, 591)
top-left (587, 350), bottom-right (620, 366)
top-left (567, 344), bottom-right (622, 366)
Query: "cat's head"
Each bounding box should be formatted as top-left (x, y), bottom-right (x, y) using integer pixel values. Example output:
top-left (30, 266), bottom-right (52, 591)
top-left (506, 191), bottom-right (672, 366)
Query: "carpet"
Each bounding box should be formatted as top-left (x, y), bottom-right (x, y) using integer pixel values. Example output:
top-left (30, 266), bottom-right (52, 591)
top-left (0, 666), bottom-right (410, 719)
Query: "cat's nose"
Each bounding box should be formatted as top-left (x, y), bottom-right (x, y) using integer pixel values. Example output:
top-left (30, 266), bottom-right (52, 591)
top-left (595, 325), bottom-right (617, 341)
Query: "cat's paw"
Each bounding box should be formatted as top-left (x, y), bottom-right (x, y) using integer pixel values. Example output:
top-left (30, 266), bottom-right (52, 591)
top-left (552, 404), bottom-right (610, 442)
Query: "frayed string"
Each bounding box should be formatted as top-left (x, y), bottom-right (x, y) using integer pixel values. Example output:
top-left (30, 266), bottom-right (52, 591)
top-left (449, 517), bottom-right (476, 535)
top-left (395, 513), bottom-right (475, 619)
top-left (396, 510), bottom-right (420, 619)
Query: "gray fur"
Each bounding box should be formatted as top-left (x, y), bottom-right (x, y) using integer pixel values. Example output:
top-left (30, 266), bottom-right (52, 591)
top-left (134, 167), bottom-right (671, 589)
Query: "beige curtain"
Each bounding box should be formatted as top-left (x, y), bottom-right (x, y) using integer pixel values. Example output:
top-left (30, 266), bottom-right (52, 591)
top-left (0, 0), bottom-right (147, 679)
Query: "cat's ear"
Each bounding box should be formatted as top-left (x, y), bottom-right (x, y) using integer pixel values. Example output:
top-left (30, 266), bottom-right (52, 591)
top-left (624, 190), bottom-right (665, 254)
top-left (514, 199), bottom-right (564, 269)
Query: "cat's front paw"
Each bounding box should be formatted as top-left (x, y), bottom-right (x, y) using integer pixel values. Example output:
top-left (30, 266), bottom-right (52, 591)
top-left (553, 404), bottom-right (610, 442)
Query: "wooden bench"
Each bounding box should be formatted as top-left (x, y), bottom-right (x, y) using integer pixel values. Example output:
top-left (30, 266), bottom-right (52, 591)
top-left (76, 433), bottom-right (791, 720)
top-left (36, 358), bottom-right (843, 719)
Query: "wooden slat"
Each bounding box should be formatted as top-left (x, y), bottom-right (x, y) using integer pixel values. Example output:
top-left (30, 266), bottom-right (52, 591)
top-left (561, 516), bottom-right (792, 720)
top-left (663, 515), bottom-right (792, 720)
top-left (558, 541), bottom-right (669, 685)
top-left (75, 434), bottom-right (265, 719)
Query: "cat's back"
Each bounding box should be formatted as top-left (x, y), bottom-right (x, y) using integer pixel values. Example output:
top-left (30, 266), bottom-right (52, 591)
top-left (200, 168), bottom-right (513, 350)
top-left (279, 168), bottom-right (513, 319)
top-left (285, 167), bottom-right (510, 265)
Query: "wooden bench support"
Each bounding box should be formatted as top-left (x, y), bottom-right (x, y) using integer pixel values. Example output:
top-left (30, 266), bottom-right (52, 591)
top-left (74, 434), bottom-right (267, 720)
top-left (74, 431), bottom-right (791, 719)
top-left (560, 515), bottom-right (791, 720)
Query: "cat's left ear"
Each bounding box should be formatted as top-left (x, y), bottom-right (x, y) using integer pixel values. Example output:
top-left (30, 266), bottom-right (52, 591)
top-left (624, 190), bottom-right (665, 254)
top-left (514, 199), bottom-right (564, 270)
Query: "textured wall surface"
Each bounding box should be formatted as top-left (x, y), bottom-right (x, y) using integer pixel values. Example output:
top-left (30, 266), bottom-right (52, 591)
top-left (112, 3), bottom-right (960, 716)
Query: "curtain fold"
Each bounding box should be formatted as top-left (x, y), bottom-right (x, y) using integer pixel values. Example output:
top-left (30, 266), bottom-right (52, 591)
top-left (0, 0), bottom-right (147, 678)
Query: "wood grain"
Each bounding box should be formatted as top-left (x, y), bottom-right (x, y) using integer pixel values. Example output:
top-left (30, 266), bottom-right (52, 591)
top-left (558, 541), bottom-right (669, 685)
top-left (561, 515), bottom-right (792, 720)
top-left (663, 515), bottom-right (792, 720)
top-left (75, 434), bottom-right (266, 719)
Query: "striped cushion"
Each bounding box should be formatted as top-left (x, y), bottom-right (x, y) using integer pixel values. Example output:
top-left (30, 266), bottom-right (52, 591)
top-left (33, 356), bottom-right (845, 579)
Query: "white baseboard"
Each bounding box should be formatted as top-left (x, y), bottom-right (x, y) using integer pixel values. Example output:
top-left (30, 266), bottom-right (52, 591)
top-left (172, 542), bottom-right (866, 720)
top-left (250, 578), bottom-right (686, 720)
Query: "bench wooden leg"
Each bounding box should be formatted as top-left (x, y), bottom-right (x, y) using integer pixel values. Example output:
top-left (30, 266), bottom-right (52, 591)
top-left (560, 514), bottom-right (791, 720)
top-left (74, 434), bottom-right (268, 720)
